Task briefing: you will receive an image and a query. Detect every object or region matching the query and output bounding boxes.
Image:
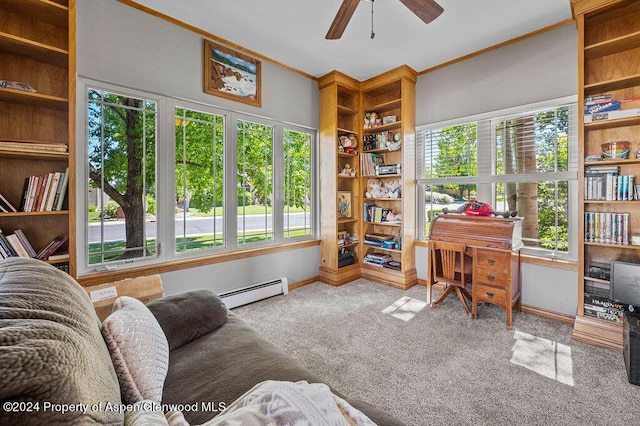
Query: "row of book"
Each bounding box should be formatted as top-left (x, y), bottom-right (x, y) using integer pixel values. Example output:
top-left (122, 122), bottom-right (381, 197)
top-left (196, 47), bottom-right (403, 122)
top-left (20, 168), bottom-right (69, 212)
top-left (364, 203), bottom-right (393, 223)
top-left (364, 232), bottom-right (395, 247)
top-left (583, 94), bottom-right (640, 123)
top-left (584, 212), bottom-right (630, 245)
top-left (584, 166), bottom-right (634, 201)
top-left (360, 153), bottom-right (384, 177)
top-left (362, 252), bottom-right (402, 270)
top-left (0, 228), bottom-right (68, 261)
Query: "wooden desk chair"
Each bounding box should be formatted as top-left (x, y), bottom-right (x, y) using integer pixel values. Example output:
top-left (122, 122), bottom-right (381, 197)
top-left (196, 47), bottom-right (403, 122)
top-left (428, 241), bottom-right (473, 316)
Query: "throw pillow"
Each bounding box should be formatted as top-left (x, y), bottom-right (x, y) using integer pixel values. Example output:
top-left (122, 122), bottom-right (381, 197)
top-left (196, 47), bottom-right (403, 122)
top-left (101, 296), bottom-right (169, 404)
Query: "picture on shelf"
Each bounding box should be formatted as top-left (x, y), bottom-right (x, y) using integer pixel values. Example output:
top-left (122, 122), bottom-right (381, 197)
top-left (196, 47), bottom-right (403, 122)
top-left (382, 115), bottom-right (396, 124)
top-left (337, 191), bottom-right (352, 219)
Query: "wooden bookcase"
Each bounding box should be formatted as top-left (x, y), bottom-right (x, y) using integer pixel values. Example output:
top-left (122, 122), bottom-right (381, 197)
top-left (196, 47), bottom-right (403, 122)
top-left (572, 0), bottom-right (640, 351)
top-left (318, 66), bottom-right (417, 289)
top-left (318, 71), bottom-right (362, 286)
top-left (359, 66), bottom-right (417, 289)
top-left (0, 0), bottom-right (74, 275)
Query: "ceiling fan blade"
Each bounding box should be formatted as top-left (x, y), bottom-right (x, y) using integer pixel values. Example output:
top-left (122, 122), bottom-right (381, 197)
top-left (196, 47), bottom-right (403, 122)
top-left (326, 0), bottom-right (360, 40)
top-left (399, 0), bottom-right (444, 24)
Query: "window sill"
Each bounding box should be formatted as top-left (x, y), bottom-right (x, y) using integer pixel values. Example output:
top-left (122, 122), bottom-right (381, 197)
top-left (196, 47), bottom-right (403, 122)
top-left (77, 239), bottom-right (320, 287)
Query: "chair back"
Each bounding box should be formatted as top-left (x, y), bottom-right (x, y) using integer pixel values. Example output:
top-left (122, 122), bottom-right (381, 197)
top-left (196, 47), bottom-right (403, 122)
top-left (431, 241), bottom-right (470, 286)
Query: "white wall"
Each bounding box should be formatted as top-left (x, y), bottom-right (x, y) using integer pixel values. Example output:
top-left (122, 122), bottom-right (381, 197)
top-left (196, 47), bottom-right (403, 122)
top-left (414, 24), bottom-right (579, 316)
top-left (76, 0), bottom-right (321, 294)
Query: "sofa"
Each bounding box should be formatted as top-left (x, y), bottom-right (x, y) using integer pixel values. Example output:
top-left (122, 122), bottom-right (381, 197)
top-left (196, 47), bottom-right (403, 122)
top-left (0, 258), bottom-right (405, 425)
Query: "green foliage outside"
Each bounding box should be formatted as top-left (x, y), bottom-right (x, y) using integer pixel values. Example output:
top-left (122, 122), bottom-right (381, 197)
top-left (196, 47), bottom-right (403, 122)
top-left (102, 200), bottom-right (120, 218)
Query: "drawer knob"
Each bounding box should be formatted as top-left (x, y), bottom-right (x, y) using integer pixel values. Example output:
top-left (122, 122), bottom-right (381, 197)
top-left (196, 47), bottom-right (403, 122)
top-left (487, 258), bottom-right (495, 265)
top-left (486, 292), bottom-right (494, 298)
top-left (487, 274), bottom-right (495, 281)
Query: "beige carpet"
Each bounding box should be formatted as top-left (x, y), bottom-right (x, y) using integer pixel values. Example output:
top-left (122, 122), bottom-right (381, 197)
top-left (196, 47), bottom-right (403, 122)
top-left (233, 279), bottom-right (640, 426)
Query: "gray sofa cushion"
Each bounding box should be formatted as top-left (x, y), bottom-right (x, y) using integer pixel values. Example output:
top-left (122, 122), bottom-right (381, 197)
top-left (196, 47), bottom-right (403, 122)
top-left (146, 289), bottom-right (228, 351)
top-left (0, 258), bottom-right (123, 425)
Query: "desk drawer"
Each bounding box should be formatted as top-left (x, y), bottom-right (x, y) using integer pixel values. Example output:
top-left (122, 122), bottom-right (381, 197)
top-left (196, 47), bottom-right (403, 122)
top-left (474, 283), bottom-right (507, 306)
top-left (475, 251), bottom-right (509, 271)
top-left (474, 268), bottom-right (508, 288)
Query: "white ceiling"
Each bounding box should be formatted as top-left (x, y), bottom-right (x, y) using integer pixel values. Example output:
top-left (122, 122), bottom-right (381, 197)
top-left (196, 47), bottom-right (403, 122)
top-left (130, 0), bottom-right (574, 81)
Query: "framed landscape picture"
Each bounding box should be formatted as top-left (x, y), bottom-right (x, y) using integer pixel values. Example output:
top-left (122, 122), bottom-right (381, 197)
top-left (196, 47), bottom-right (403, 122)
top-left (204, 39), bottom-right (261, 107)
top-left (337, 191), bottom-right (352, 219)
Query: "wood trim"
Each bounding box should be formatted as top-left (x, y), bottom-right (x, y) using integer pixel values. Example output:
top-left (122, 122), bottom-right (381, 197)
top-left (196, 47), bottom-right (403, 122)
top-left (115, 0), bottom-right (317, 81)
top-left (520, 255), bottom-right (578, 271)
top-left (68, 0), bottom-right (77, 278)
top-left (289, 276), bottom-right (318, 290)
top-left (520, 304), bottom-right (575, 325)
top-left (77, 239), bottom-right (320, 287)
top-left (419, 18), bottom-right (575, 75)
top-left (571, 0), bottom-right (627, 16)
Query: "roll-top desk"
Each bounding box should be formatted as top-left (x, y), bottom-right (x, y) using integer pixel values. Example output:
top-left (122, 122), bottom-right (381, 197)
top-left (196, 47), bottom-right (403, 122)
top-left (429, 214), bottom-right (523, 328)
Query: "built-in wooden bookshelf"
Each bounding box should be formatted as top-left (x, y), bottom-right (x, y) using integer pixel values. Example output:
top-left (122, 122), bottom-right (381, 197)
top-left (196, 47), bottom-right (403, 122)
top-left (572, 0), bottom-right (640, 352)
top-left (318, 71), bottom-right (362, 286)
top-left (359, 66), bottom-right (417, 289)
top-left (318, 66), bottom-right (417, 289)
top-left (0, 0), bottom-right (74, 273)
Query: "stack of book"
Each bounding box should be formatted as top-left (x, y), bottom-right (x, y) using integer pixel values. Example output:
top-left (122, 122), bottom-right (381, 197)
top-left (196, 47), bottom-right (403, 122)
top-left (0, 140), bottom-right (68, 155)
top-left (584, 94), bottom-right (640, 123)
top-left (0, 228), bottom-right (68, 261)
top-left (584, 211), bottom-right (630, 245)
top-left (363, 252), bottom-right (393, 267)
top-left (585, 165), bottom-right (634, 201)
top-left (364, 232), bottom-right (394, 247)
top-left (20, 167), bottom-right (69, 212)
top-left (584, 292), bottom-right (624, 323)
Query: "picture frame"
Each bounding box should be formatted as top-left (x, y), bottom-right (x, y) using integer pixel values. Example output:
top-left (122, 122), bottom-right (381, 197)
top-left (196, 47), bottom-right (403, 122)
top-left (382, 115), bottom-right (397, 124)
top-left (203, 39), bottom-right (261, 107)
top-left (337, 191), bottom-right (352, 219)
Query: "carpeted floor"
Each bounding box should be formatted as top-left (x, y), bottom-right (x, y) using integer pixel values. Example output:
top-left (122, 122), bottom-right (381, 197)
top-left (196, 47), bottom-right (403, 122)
top-left (233, 279), bottom-right (640, 426)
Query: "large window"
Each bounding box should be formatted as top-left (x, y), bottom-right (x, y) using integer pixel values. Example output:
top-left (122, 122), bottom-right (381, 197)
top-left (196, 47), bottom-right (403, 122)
top-left (175, 106), bottom-right (225, 253)
top-left (237, 119), bottom-right (274, 245)
top-left (284, 129), bottom-right (312, 239)
top-left (418, 100), bottom-right (577, 258)
top-left (81, 82), bottom-right (316, 274)
top-left (87, 88), bottom-right (157, 265)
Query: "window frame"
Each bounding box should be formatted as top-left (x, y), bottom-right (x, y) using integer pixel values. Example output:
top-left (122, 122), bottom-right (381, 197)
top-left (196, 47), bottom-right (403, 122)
top-left (76, 78), bottom-right (318, 276)
top-left (416, 96), bottom-right (578, 260)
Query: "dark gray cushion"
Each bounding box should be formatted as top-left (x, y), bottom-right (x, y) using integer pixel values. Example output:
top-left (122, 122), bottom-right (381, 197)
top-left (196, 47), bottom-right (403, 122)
top-left (147, 289), bottom-right (228, 351)
top-left (0, 258), bottom-right (123, 425)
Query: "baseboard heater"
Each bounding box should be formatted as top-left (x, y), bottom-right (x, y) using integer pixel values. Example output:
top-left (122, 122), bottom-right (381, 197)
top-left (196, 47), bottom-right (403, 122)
top-left (219, 277), bottom-right (288, 309)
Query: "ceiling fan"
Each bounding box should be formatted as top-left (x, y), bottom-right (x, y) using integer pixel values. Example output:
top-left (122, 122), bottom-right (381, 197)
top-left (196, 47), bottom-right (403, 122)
top-left (326, 0), bottom-right (444, 40)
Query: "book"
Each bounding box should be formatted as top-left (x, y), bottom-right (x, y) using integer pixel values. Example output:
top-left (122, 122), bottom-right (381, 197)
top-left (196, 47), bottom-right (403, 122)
top-left (55, 167), bottom-right (69, 211)
top-left (0, 229), bottom-right (18, 258)
top-left (584, 107), bottom-right (640, 123)
top-left (6, 234), bottom-right (30, 258)
top-left (14, 229), bottom-right (36, 258)
top-left (45, 172), bottom-right (61, 211)
top-left (0, 191), bottom-right (17, 212)
top-left (584, 100), bottom-right (620, 115)
top-left (36, 233), bottom-right (69, 260)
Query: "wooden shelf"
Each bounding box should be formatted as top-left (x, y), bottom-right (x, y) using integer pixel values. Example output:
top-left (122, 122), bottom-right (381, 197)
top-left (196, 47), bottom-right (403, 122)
top-left (363, 245), bottom-right (401, 254)
top-left (0, 0), bottom-right (69, 28)
top-left (337, 218), bottom-right (358, 224)
top-left (338, 152), bottom-right (358, 158)
top-left (337, 127), bottom-right (357, 134)
top-left (337, 174), bottom-right (357, 179)
top-left (585, 158), bottom-right (640, 166)
top-left (584, 276), bottom-right (610, 284)
top-left (363, 198), bottom-right (402, 202)
top-left (584, 29), bottom-right (640, 60)
top-left (584, 114), bottom-right (640, 130)
top-left (337, 104), bottom-right (357, 115)
top-left (367, 98), bottom-right (401, 114)
top-left (0, 210), bottom-right (68, 218)
top-left (0, 87), bottom-right (67, 110)
top-left (0, 150), bottom-right (68, 161)
top-left (584, 200), bottom-right (640, 204)
top-left (584, 241), bottom-right (640, 250)
top-left (363, 221), bottom-right (402, 227)
top-left (0, 31), bottom-right (68, 67)
top-left (362, 174), bottom-right (402, 179)
top-left (362, 121), bottom-right (403, 134)
top-left (584, 73), bottom-right (640, 96)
